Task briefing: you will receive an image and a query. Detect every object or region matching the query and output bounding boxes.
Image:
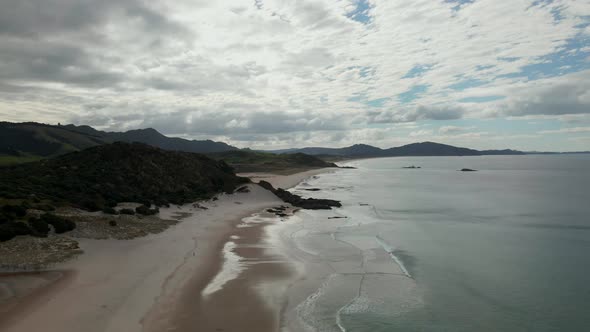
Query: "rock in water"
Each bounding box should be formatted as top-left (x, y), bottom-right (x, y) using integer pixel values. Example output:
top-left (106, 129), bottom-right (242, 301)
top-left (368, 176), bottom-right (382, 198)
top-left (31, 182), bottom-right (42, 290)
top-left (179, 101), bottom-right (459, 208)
top-left (258, 181), bottom-right (341, 210)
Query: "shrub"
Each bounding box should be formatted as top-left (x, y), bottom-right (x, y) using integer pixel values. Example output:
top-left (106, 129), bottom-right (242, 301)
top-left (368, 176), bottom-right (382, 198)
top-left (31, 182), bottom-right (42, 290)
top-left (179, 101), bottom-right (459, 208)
top-left (135, 205), bottom-right (159, 216)
top-left (2, 205), bottom-right (27, 218)
top-left (139, 200), bottom-right (152, 208)
top-left (81, 199), bottom-right (103, 212)
top-left (119, 209), bottom-right (135, 215)
top-left (0, 214), bottom-right (10, 224)
top-left (102, 207), bottom-right (118, 215)
top-left (35, 204), bottom-right (56, 211)
top-left (40, 214), bottom-right (76, 234)
top-left (28, 217), bottom-right (50, 237)
top-left (105, 200), bottom-right (118, 208)
top-left (0, 222), bottom-right (32, 242)
top-left (108, 220), bottom-right (117, 227)
top-left (0, 225), bottom-right (15, 242)
top-left (9, 221), bottom-right (31, 236)
top-left (154, 198), bottom-right (170, 207)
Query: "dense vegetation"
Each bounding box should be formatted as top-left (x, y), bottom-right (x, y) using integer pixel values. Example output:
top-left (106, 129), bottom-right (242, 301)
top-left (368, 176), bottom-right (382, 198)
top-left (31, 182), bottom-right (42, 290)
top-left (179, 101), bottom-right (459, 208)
top-left (0, 142), bottom-right (248, 211)
top-left (207, 150), bottom-right (337, 173)
top-left (0, 122), bottom-right (335, 172)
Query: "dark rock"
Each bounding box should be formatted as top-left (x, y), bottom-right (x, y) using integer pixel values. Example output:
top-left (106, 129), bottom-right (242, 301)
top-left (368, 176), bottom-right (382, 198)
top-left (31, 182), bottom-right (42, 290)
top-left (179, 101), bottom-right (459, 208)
top-left (258, 181), bottom-right (341, 210)
top-left (303, 188), bottom-right (321, 191)
top-left (109, 220), bottom-right (117, 227)
top-left (328, 216), bottom-right (348, 219)
top-left (193, 203), bottom-right (208, 210)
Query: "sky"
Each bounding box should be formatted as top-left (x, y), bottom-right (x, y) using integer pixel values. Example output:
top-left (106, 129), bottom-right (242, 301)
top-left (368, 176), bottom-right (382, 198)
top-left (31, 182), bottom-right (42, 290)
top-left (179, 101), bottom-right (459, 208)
top-left (0, 0), bottom-right (589, 151)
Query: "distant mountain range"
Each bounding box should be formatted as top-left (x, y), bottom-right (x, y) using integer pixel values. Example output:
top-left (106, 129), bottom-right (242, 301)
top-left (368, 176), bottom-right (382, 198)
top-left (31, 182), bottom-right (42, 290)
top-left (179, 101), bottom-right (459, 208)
top-left (0, 122), bottom-right (336, 171)
top-left (268, 142), bottom-right (526, 157)
top-left (0, 122), bottom-right (238, 157)
top-left (2, 122), bottom-right (586, 165)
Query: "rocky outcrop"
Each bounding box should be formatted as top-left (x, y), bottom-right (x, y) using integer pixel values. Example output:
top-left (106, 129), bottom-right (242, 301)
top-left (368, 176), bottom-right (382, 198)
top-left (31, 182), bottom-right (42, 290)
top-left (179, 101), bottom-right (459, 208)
top-left (258, 181), bottom-right (341, 210)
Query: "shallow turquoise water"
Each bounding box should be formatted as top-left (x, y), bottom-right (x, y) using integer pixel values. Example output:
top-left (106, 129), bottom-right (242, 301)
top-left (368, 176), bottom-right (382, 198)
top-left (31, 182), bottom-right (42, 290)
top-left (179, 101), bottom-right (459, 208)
top-left (288, 155), bottom-right (590, 332)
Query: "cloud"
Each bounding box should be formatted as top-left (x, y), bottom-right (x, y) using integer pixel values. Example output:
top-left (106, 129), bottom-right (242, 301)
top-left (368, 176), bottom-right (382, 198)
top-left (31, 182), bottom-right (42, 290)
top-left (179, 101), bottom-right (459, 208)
top-left (500, 70), bottom-right (590, 117)
top-left (540, 126), bottom-right (590, 134)
top-left (0, 0), bottom-right (589, 150)
top-left (439, 125), bottom-right (475, 134)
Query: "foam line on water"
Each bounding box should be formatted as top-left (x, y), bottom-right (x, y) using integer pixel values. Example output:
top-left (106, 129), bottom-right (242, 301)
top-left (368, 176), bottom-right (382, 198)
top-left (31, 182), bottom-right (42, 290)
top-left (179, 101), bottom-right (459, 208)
top-left (201, 241), bottom-right (244, 297)
top-left (375, 236), bottom-right (412, 278)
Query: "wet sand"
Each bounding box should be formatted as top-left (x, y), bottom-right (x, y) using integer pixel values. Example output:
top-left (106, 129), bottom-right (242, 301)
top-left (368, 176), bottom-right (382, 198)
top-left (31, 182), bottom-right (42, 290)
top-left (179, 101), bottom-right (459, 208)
top-left (166, 211), bottom-right (297, 332)
top-left (0, 271), bottom-right (75, 329)
top-left (0, 168), bottom-right (331, 332)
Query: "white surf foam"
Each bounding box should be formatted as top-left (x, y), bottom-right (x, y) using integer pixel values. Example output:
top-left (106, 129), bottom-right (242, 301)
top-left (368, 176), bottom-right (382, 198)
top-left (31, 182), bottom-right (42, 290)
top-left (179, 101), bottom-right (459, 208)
top-left (375, 236), bottom-right (412, 278)
top-left (201, 241), bottom-right (244, 297)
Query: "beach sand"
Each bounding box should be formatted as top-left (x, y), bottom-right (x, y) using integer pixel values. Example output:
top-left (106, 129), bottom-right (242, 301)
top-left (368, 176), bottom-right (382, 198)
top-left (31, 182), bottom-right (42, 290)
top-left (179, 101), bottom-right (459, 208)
top-left (0, 168), bottom-right (331, 332)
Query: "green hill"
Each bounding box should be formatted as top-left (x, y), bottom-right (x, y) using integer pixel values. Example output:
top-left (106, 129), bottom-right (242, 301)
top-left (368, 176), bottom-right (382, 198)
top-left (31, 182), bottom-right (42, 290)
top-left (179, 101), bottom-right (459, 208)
top-left (207, 150), bottom-right (337, 173)
top-left (0, 122), bottom-right (338, 173)
top-left (0, 122), bottom-right (107, 159)
top-left (0, 122), bottom-right (237, 165)
top-left (0, 142), bottom-right (248, 210)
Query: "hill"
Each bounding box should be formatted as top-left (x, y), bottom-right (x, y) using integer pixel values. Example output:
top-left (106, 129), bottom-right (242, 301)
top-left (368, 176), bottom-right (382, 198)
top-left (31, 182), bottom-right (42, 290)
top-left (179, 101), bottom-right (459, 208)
top-left (207, 150), bottom-right (337, 173)
top-left (0, 122), bottom-right (238, 164)
top-left (0, 122), bottom-right (107, 158)
top-left (384, 142), bottom-right (480, 156)
top-left (0, 142), bottom-right (248, 211)
top-left (268, 141), bottom-right (526, 158)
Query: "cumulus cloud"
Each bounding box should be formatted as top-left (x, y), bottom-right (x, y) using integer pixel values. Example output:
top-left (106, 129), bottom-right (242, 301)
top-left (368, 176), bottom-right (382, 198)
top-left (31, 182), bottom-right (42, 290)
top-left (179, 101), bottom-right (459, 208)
top-left (0, 0), bottom-right (589, 149)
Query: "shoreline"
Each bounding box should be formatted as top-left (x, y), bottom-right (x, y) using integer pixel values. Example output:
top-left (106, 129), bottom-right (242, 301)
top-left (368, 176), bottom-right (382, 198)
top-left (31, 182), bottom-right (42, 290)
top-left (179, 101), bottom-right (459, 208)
top-left (0, 167), bottom-right (335, 332)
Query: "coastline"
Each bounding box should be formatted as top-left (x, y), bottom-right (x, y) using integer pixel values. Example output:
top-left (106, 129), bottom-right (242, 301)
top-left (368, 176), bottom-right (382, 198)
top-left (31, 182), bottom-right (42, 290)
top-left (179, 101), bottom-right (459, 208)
top-left (0, 167), bottom-right (334, 332)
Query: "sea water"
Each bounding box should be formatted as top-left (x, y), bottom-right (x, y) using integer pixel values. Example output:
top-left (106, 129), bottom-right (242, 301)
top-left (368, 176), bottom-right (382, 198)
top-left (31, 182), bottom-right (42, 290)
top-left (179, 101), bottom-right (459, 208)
top-left (280, 155), bottom-right (590, 332)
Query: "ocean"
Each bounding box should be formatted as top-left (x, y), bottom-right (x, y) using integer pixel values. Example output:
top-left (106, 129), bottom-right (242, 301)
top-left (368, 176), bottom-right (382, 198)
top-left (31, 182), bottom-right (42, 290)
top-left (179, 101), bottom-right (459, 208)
top-left (277, 155), bottom-right (590, 332)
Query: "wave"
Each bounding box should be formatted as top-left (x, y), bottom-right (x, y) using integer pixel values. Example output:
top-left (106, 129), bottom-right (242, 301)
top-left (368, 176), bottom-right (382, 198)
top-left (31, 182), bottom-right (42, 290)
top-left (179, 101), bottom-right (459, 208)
top-left (375, 236), bottom-right (412, 278)
top-left (201, 241), bottom-right (244, 297)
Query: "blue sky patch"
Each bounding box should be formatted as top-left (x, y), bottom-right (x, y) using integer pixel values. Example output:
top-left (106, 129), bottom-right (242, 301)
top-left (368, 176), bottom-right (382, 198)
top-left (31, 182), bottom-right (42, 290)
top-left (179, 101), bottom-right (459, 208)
top-left (498, 35), bottom-right (590, 80)
top-left (399, 85), bottom-right (429, 103)
top-left (459, 95), bottom-right (505, 103)
top-left (403, 64), bottom-right (433, 78)
top-left (347, 0), bottom-right (372, 24)
top-left (348, 94), bottom-right (389, 108)
top-left (445, 0), bottom-right (475, 11)
top-left (448, 78), bottom-right (486, 91)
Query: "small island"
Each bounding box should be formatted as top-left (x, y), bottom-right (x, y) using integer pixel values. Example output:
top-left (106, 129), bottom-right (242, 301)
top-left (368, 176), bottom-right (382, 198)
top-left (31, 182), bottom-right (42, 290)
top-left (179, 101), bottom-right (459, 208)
top-left (459, 168), bottom-right (478, 172)
top-left (403, 165), bottom-right (421, 169)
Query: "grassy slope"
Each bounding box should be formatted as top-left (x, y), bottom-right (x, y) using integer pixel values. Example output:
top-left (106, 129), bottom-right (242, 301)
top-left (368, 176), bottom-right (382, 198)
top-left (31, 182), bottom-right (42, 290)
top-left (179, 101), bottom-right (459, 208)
top-left (207, 150), bottom-right (337, 173)
top-left (0, 122), bottom-right (107, 159)
top-left (0, 155), bottom-right (43, 166)
top-left (0, 142), bottom-right (248, 210)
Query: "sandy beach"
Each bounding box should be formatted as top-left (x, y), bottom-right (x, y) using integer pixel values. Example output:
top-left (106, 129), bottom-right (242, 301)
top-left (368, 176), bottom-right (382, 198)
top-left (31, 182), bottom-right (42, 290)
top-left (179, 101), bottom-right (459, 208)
top-left (0, 168), bottom-right (332, 332)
